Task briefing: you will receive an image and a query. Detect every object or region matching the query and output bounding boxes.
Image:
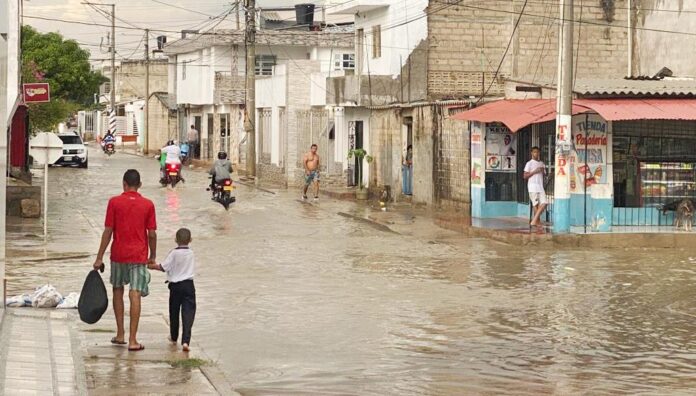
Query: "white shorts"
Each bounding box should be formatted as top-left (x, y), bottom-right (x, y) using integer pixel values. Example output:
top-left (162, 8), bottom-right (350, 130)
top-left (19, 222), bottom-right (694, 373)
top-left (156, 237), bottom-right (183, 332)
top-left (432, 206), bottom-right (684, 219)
top-left (529, 192), bottom-right (548, 206)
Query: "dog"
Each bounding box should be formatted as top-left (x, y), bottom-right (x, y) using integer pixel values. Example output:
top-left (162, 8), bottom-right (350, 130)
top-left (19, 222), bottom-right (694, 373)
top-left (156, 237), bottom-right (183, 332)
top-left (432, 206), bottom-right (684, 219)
top-left (674, 198), bottom-right (694, 231)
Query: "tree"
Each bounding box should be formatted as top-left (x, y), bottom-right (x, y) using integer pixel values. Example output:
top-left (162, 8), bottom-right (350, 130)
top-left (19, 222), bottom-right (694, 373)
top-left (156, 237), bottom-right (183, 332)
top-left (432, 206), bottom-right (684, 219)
top-left (21, 25), bottom-right (106, 132)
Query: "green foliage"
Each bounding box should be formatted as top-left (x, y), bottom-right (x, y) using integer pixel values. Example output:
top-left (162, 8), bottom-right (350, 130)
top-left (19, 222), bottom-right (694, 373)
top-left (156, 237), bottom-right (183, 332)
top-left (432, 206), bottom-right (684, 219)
top-left (348, 148), bottom-right (373, 189)
top-left (21, 25), bottom-right (106, 132)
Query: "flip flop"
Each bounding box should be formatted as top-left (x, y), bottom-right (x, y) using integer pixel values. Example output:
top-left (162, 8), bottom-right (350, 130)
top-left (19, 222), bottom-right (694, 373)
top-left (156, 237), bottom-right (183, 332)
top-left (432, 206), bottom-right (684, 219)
top-left (128, 343), bottom-right (145, 352)
top-left (110, 337), bottom-right (127, 345)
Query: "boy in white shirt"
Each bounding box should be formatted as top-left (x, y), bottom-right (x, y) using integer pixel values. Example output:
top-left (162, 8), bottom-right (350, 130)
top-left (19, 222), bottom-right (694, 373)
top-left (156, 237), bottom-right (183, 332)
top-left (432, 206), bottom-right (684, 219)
top-left (523, 147), bottom-right (547, 227)
top-left (148, 228), bottom-right (196, 352)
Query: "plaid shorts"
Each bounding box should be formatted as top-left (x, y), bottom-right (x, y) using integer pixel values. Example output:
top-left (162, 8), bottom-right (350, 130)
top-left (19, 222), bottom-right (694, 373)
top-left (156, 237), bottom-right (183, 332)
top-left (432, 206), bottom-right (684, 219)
top-left (110, 262), bottom-right (151, 297)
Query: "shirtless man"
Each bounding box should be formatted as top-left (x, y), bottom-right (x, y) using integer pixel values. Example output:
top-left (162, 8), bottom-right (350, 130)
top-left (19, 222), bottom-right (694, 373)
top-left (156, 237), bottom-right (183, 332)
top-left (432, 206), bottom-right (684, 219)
top-left (303, 144), bottom-right (320, 201)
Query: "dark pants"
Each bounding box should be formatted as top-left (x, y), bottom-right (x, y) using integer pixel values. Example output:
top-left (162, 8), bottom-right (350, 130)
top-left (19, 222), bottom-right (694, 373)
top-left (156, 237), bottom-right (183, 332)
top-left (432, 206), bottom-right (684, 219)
top-left (168, 279), bottom-right (196, 345)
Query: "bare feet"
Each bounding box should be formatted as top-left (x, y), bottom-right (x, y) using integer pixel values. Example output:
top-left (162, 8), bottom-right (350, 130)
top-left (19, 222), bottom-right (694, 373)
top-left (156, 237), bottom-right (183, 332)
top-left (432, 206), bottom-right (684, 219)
top-left (182, 343), bottom-right (190, 352)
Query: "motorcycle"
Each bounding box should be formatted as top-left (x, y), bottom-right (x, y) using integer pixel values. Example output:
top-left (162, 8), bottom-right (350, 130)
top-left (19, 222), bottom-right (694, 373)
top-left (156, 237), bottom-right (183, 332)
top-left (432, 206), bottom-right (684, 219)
top-left (208, 177), bottom-right (236, 210)
top-left (104, 142), bottom-right (115, 156)
top-left (161, 162), bottom-right (183, 188)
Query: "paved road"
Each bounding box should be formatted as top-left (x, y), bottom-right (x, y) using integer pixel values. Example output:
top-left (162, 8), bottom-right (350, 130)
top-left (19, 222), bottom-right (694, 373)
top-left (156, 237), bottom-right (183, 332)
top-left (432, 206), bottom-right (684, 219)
top-left (6, 147), bottom-right (696, 395)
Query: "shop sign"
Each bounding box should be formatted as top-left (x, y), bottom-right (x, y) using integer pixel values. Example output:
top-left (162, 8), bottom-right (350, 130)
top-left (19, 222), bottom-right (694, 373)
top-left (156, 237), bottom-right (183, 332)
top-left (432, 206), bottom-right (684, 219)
top-left (471, 122), bottom-right (483, 185)
top-left (23, 83), bottom-right (50, 103)
top-left (485, 124), bottom-right (516, 172)
top-left (571, 115), bottom-right (608, 192)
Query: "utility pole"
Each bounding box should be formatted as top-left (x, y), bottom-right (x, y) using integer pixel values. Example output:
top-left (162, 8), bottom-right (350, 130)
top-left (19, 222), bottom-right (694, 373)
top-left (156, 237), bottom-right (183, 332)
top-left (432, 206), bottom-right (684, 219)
top-left (110, 4), bottom-right (116, 128)
top-left (553, 0), bottom-right (573, 233)
top-left (244, 0), bottom-right (256, 177)
top-left (144, 28), bottom-right (150, 154)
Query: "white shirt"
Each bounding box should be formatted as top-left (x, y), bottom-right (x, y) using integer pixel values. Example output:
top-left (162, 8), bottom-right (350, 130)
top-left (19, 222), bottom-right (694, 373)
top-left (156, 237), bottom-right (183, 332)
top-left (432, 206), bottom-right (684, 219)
top-left (524, 159), bottom-right (545, 193)
top-left (161, 247), bottom-right (195, 283)
top-left (161, 145), bottom-right (182, 164)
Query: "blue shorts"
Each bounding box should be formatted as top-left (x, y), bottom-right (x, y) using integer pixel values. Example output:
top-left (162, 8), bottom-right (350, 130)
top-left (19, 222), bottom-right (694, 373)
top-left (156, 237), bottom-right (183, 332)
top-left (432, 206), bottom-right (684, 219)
top-left (305, 171), bottom-right (320, 185)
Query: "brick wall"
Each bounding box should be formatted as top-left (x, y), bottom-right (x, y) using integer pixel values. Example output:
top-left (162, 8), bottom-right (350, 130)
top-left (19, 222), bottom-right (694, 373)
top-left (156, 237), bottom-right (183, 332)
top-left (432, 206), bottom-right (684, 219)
top-left (117, 60), bottom-right (168, 101)
top-left (437, 115), bottom-right (470, 212)
top-left (427, 0), bottom-right (629, 100)
top-left (147, 95), bottom-right (176, 154)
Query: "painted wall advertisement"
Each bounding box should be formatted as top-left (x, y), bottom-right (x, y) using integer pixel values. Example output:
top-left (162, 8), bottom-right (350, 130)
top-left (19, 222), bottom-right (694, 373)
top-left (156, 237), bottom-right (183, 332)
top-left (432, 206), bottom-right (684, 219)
top-left (471, 122), bottom-right (483, 185)
top-left (570, 114), bottom-right (608, 193)
top-left (485, 124), bottom-right (516, 172)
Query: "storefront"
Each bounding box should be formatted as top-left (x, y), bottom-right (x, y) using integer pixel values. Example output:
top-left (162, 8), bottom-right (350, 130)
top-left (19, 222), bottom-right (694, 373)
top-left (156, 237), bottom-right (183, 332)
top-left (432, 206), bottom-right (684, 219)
top-left (454, 98), bottom-right (696, 233)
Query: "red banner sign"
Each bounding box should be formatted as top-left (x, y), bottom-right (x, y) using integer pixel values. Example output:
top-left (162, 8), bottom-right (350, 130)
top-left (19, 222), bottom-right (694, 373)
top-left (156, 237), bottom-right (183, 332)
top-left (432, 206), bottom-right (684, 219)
top-left (23, 83), bottom-right (50, 103)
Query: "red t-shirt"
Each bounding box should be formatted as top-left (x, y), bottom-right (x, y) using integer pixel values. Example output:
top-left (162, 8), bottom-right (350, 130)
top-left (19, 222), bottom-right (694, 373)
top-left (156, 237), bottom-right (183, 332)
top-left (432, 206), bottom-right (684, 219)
top-left (105, 191), bottom-right (157, 264)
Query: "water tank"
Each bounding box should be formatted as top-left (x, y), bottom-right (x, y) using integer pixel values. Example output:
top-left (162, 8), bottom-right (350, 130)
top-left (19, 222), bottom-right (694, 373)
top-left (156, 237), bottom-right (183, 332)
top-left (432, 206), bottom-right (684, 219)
top-left (156, 35), bottom-right (167, 50)
top-left (295, 4), bottom-right (315, 26)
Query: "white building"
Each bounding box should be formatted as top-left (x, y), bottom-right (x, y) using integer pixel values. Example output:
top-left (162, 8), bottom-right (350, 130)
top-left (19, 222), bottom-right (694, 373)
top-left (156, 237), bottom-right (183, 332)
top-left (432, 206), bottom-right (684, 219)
top-left (164, 28), bottom-right (354, 187)
top-left (325, 0), bottom-right (428, 189)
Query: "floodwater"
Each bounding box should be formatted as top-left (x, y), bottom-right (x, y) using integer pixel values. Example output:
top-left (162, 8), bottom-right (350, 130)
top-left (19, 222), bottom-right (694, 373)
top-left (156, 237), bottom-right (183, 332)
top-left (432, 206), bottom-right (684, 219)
top-left (6, 148), bottom-right (696, 395)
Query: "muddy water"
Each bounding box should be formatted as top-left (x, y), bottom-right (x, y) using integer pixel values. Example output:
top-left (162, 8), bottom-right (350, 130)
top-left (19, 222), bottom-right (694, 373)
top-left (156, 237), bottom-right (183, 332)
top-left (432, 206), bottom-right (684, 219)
top-left (7, 150), bottom-right (696, 395)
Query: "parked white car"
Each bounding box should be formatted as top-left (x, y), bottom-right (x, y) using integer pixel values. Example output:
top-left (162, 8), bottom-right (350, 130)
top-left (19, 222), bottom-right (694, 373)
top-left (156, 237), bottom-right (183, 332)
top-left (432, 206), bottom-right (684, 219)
top-left (54, 131), bottom-right (88, 168)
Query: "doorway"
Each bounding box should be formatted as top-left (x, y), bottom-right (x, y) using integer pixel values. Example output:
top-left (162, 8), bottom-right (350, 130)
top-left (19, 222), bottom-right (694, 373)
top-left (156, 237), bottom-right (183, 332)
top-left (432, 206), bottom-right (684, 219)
top-left (207, 114), bottom-right (214, 160)
top-left (193, 115), bottom-right (202, 159)
top-left (354, 121), bottom-right (364, 186)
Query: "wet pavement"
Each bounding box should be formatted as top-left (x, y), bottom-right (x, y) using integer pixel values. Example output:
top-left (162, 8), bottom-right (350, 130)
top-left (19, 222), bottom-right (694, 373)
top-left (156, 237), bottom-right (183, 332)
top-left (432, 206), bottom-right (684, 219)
top-left (6, 146), bottom-right (696, 395)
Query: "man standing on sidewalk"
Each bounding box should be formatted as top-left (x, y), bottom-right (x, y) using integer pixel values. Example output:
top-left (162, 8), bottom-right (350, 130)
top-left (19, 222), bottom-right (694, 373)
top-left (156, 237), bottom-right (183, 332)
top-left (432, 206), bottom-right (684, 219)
top-left (187, 125), bottom-right (199, 159)
top-left (93, 169), bottom-right (157, 351)
top-left (523, 147), bottom-right (547, 227)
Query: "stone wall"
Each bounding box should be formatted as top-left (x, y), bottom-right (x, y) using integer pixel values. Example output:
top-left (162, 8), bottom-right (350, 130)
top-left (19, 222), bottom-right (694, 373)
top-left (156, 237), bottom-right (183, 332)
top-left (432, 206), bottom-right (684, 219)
top-left (427, 0), bottom-right (630, 100)
top-left (214, 73), bottom-right (245, 104)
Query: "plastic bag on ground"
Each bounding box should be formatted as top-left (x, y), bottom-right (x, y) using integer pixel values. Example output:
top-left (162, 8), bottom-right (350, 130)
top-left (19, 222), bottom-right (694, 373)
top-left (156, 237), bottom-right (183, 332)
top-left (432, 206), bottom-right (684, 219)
top-left (57, 292), bottom-right (80, 309)
top-left (31, 284), bottom-right (63, 308)
top-left (6, 294), bottom-right (31, 307)
top-left (78, 270), bottom-right (108, 324)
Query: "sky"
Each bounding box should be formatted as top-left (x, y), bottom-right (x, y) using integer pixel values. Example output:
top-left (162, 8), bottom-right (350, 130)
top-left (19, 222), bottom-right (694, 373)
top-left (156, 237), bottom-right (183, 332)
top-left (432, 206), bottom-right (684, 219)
top-left (23, 0), bottom-right (316, 63)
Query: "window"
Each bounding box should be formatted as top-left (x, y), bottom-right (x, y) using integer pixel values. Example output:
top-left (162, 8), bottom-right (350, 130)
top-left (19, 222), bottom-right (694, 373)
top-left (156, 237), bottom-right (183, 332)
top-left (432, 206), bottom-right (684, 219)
top-left (372, 25), bottom-right (381, 58)
top-left (255, 55), bottom-right (276, 76)
top-left (333, 53), bottom-right (355, 70)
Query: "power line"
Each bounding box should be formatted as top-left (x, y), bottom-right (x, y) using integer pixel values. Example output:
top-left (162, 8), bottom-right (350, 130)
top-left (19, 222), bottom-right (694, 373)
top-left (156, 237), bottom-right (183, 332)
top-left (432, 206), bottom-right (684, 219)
top-left (478, 0), bottom-right (529, 103)
top-left (148, 0), bottom-right (218, 18)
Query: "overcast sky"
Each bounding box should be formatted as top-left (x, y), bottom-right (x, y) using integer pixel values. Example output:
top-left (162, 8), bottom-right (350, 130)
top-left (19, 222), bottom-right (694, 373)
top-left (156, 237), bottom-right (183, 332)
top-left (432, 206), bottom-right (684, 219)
top-left (23, 0), bottom-right (317, 63)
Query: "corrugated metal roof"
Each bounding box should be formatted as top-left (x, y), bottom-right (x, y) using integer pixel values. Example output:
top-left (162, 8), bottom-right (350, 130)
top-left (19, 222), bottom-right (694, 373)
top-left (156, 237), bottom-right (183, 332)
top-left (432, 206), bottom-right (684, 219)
top-left (573, 78), bottom-right (696, 97)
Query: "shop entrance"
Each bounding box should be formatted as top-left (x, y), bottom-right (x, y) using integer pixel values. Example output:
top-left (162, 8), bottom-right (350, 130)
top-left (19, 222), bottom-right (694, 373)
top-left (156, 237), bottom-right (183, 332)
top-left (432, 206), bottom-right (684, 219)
top-left (613, 120), bottom-right (696, 226)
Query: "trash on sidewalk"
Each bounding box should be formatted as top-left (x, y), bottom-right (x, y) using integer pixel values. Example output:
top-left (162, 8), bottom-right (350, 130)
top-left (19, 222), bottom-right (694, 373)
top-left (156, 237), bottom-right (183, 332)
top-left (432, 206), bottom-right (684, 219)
top-left (6, 294), bottom-right (32, 307)
top-left (57, 292), bottom-right (80, 309)
top-left (78, 269), bottom-right (108, 324)
top-left (32, 284), bottom-right (63, 308)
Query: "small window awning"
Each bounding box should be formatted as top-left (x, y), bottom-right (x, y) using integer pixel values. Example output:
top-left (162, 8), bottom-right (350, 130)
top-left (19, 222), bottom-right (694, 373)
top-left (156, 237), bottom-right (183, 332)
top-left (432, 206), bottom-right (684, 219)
top-left (450, 98), bottom-right (696, 132)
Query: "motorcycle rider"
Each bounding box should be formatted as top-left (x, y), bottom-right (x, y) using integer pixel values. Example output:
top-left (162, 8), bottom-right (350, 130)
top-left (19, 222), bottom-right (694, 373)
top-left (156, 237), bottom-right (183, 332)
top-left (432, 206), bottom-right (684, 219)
top-left (209, 151), bottom-right (233, 191)
top-left (102, 130), bottom-right (116, 151)
top-left (160, 140), bottom-right (183, 183)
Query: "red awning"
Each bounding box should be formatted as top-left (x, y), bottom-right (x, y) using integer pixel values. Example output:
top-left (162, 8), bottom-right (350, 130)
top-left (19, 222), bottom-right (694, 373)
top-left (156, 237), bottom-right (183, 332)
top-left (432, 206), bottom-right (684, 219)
top-left (450, 98), bottom-right (696, 132)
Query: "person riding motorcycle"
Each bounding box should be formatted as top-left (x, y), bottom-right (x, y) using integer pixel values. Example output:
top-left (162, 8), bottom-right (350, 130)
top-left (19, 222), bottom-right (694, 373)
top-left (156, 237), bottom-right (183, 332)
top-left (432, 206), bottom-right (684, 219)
top-left (209, 151), bottom-right (233, 190)
top-left (160, 140), bottom-right (182, 182)
top-left (101, 131), bottom-right (116, 151)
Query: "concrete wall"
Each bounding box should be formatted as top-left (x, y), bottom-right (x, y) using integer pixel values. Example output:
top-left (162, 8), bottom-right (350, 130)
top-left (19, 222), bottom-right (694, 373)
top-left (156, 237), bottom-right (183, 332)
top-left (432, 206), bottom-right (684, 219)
top-left (147, 96), bottom-right (176, 153)
top-left (636, 0), bottom-right (696, 76)
top-left (427, 0), bottom-right (630, 100)
top-left (117, 60), bottom-right (168, 102)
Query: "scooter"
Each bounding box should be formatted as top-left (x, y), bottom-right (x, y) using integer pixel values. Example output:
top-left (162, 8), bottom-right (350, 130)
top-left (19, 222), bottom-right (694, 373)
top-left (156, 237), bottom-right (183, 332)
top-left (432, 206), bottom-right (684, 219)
top-left (161, 162), bottom-right (183, 188)
top-left (208, 176), bottom-right (236, 210)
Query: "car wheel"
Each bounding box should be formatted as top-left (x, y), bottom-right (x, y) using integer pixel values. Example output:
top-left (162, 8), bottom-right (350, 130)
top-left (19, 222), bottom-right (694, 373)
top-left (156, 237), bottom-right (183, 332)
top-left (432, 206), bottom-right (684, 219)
top-left (80, 159), bottom-right (88, 169)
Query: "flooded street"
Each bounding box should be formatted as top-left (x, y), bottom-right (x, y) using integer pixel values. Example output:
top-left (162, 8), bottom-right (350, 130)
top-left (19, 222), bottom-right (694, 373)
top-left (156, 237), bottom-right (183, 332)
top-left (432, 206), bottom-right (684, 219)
top-left (7, 148), bottom-right (696, 395)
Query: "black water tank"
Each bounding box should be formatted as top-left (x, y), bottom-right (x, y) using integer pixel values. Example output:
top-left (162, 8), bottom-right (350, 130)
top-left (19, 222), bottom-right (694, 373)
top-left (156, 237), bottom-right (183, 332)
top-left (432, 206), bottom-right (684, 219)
top-left (295, 4), bottom-right (315, 26)
top-left (157, 35), bottom-right (167, 50)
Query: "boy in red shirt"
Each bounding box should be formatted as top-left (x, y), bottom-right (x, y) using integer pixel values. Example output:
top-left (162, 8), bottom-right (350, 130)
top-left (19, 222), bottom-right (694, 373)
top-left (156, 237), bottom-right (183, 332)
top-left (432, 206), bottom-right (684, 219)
top-left (93, 169), bottom-right (157, 352)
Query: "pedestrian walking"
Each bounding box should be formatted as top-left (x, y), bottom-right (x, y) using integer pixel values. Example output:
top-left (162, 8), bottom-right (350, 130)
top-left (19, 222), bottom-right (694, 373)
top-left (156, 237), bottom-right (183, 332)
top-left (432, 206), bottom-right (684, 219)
top-left (93, 169), bottom-right (157, 352)
top-left (187, 124), bottom-right (199, 159)
top-left (402, 144), bottom-right (413, 195)
top-left (523, 147), bottom-right (547, 227)
top-left (148, 228), bottom-right (197, 352)
top-left (303, 143), bottom-right (321, 201)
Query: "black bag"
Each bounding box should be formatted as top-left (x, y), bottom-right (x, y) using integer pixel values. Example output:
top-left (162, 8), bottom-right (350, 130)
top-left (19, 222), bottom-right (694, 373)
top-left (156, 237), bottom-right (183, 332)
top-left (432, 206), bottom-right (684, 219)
top-left (78, 269), bottom-right (109, 324)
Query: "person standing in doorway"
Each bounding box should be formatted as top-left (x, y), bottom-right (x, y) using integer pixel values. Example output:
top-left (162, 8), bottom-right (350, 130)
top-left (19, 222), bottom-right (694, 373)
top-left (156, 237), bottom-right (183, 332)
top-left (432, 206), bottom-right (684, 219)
top-left (402, 145), bottom-right (413, 196)
top-left (187, 124), bottom-right (199, 159)
top-left (524, 147), bottom-right (547, 227)
top-left (93, 169), bottom-right (157, 352)
top-left (303, 144), bottom-right (320, 201)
